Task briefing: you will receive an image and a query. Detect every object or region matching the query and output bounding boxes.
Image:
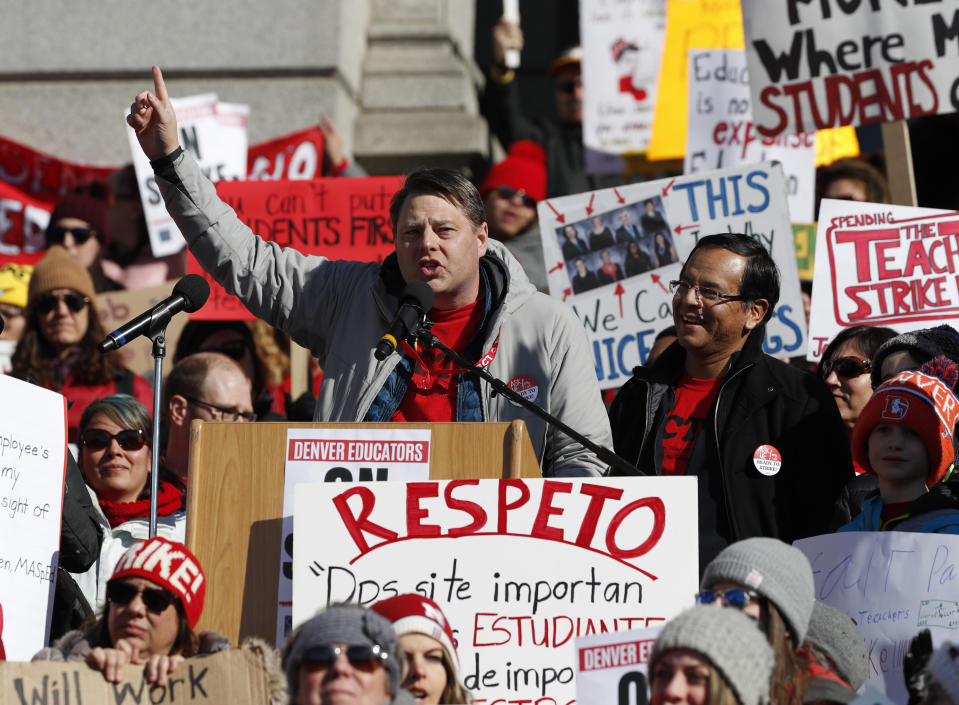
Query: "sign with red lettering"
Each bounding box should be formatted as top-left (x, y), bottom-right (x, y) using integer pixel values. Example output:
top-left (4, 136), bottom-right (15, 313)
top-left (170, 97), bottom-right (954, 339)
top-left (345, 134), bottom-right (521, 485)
top-left (575, 626), bottom-right (663, 705)
top-left (279, 428), bottom-right (431, 644)
top-left (248, 126), bottom-right (324, 181)
top-left (806, 199), bottom-right (958, 361)
top-left (292, 477), bottom-right (697, 705)
top-left (741, 0), bottom-right (956, 137)
top-left (187, 176), bottom-right (402, 320)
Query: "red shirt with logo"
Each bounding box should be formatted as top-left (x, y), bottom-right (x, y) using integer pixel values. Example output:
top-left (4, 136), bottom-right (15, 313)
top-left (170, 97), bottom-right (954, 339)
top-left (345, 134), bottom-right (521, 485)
top-left (661, 374), bottom-right (723, 476)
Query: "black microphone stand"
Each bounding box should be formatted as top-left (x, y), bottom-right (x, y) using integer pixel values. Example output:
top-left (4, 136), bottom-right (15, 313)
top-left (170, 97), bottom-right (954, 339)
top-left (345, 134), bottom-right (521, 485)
top-left (146, 324), bottom-right (168, 538)
top-left (411, 320), bottom-right (645, 477)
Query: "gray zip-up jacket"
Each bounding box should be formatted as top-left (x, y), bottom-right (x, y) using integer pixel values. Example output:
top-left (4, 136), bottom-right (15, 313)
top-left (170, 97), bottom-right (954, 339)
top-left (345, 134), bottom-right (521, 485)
top-left (152, 149), bottom-right (611, 476)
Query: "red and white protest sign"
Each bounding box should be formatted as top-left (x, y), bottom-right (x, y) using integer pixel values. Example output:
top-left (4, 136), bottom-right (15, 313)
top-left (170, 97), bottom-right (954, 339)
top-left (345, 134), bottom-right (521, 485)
top-left (575, 626), bottom-right (664, 705)
top-left (807, 200), bottom-right (958, 361)
top-left (248, 126), bottom-right (324, 181)
top-left (293, 477), bottom-right (698, 705)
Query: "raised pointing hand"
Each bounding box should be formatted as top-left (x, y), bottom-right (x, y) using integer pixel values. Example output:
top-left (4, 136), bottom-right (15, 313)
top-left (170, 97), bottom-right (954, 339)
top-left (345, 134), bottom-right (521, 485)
top-left (127, 65), bottom-right (180, 161)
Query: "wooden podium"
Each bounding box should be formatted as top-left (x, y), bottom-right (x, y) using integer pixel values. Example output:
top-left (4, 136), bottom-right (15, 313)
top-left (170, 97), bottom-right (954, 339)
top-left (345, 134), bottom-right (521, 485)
top-left (184, 421), bottom-right (541, 645)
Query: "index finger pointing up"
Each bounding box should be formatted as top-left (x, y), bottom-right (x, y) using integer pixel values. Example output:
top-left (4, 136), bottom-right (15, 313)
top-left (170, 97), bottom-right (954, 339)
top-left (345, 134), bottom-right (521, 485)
top-left (152, 65), bottom-right (168, 102)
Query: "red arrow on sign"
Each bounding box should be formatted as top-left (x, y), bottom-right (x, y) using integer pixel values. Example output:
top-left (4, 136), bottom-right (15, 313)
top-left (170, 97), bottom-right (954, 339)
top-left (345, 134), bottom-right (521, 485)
top-left (650, 273), bottom-right (669, 293)
top-left (674, 223), bottom-right (700, 235)
top-left (562, 288), bottom-right (572, 301)
top-left (545, 201), bottom-right (566, 224)
top-left (661, 178), bottom-right (676, 198)
top-left (614, 282), bottom-right (625, 317)
top-left (548, 261), bottom-right (564, 274)
top-left (585, 193), bottom-right (596, 216)
top-left (613, 188), bottom-right (625, 204)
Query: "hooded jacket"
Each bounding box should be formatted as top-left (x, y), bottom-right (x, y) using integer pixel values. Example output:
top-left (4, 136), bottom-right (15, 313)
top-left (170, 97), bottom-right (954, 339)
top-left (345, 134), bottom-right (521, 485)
top-left (151, 149), bottom-right (611, 477)
top-left (838, 478), bottom-right (959, 533)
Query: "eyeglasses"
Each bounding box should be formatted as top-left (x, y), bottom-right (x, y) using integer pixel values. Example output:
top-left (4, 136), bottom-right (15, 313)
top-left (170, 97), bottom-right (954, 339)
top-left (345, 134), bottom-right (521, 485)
top-left (199, 340), bottom-right (248, 361)
top-left (821, 356), bottom-right (871, 380)
top-left (494, 186), bottom-right (537, 209)
top-left (79, 428), bottom-right (148, 451)
top-left (186, 397), bottom-right (256, 423)
top-left (555, 80), bottom-right (581, 95)
top-left (34, 292), bottom-right (89, 315)
top-left (301, 644), bottom-right (389, 672)
top-left (47, 224), bottom-right (98, 246)
top-left (107, 580), bottom-right (176, 613)
top-left (695, 588), bottom-right (760, 610)
top-left (669, 280), bottom-right (749, 304)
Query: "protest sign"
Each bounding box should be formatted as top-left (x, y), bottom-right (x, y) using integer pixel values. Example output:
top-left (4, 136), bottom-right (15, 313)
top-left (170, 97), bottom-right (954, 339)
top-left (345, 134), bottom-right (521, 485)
top-left (248, 125), bottom-right (324, 181)
top-left (293, 477), bottom-right (698, 705)
top-left (740, 0), bottom-right (959, 138)
top-left (538, 162), bottom-right (806, 389)
top-left (126, 94), bottom-right (249, 258)
top-left (580, 1), bottom-right (666, 157)
top-left (795, 532), bottom-right (959, 703)
top-left (0, 648), bottom-right (271, 702)
top-left (806, 199), bottom-right (957, 361)
top-left (0, 180), bottom-right (50, 262)
top-left (0, 376), bottom-right (66, 660)
top-left (0, 134), bottom-right (114, 206)
top-left (187, 175), bottom-right (402, 321)
top-left (277, 428), bottom-right (432, 643)
top-left (576, 625), bottom-right (664, 705)
top-left (794, 223), bottom-right (816, 281)
top-left (685, 49), bottom-right (816, 222)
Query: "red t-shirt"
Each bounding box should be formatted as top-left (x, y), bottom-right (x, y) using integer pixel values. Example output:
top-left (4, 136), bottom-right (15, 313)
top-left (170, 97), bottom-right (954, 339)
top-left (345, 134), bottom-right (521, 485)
top-left (392, 298), bottom-right (484, 422)
top-left (661, 374), bottom-right (723, 476)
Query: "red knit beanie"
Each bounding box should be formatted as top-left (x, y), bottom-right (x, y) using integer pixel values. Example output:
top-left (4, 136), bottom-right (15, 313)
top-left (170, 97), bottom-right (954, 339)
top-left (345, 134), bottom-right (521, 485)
top-left (109, 537), bottom-right (207, 629)
top-left (479, 140), bottom-right (547, 203)
top-left (852, 356), bottom-right (959, 484)
top-left (47, 193), bottom-right (109, 247)
top-left (371, 593), bottom-right (459, 669)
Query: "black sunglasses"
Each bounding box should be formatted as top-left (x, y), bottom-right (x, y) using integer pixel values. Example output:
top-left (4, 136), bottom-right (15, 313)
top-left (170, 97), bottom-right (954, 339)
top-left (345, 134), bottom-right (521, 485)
top-left (34, 291), bottom-right (89, 314)
top-left (47, 224), bottom-right (98, 246)
top-left (80, 428), bottom-right (148, 452)
top-left (199, 340), bottom-right (248, 361)
top-left (301, 644), bottom-right (389, 672)
top-left (494, 186), bottom-right (537, 209)
top-left (821, 356), bottom-right (871, 380)
top-left (695, 588), bottom-right (760, 610)
top-left (107, 580), bottom-right (176, 613)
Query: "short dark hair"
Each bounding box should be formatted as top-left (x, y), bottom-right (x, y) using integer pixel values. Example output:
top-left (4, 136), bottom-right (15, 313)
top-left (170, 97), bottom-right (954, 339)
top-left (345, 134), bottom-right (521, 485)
top-left (683, 233), bottom-right (781, 323)
top-left (816, 157), bottom-right (888, 205)
top-left (818, 325), bottom-right (897, 380)
top-left (389, 168), bottom-right (486, 232)
top-left (163, 353), bottom-right (215, 412)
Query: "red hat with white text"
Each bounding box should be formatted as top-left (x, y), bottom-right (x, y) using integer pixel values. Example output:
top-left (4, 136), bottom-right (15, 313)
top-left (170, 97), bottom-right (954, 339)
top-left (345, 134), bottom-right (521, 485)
top-left (109, 537), bottom-right (207, 628)
top-left (371, 593), bottom-right (460, 669)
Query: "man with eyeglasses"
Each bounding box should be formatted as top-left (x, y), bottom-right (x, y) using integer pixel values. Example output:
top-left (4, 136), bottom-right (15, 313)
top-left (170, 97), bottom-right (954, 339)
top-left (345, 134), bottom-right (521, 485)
top-left (162, 352), bottom-right (254, 482)
top-left (609, 234), bottom-right (852, 569)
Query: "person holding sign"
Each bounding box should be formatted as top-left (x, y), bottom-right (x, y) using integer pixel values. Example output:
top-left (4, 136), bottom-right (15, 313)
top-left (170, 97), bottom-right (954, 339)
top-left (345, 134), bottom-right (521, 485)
top-left (649, 606), bottom-right (774, 705)
top-left (372, 594), bottom-right (471, 705)
top-left (838, 357), bottom-right (959, 534)
top-left (34, 537), bottom-right (228, 686)
top-left (608, 234), bottom-right (852, 565)
top-left (127, 66), bottom-right (611, 477)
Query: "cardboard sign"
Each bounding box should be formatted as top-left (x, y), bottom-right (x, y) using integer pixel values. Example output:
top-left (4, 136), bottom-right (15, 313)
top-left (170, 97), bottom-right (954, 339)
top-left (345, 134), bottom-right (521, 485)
top-left (277, 428), bottom-right (432, 643)
top-left (575, 625), bottom-right (664, 705)
top-left (248, 125), bottom-right (324, 181)
top-left (685, 49), bottom-right (816, 222)
top-left (538, 162), bottom-right (806, 389)
top-left (0, 648), bottom-right (271, 703)
top-left (580, 1), bottom-right (666, 156)
top-left (292, 477), bottom-right (698, 705)
top-left (127, 94), bottom-right (249, 258)
top-left (187, 176), bottom-right (402, 321)
top-left (795, 532), bottom-right (959, 703)
top-left (806, 200), bottom-right (957, 361)
top-left (0, 376), bottom-right (67, 660)
top-left (741, 0), bottom-right (959, 137)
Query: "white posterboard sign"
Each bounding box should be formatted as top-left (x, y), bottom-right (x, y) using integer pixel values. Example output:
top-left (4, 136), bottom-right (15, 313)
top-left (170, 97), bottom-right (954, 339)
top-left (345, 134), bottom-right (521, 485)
top-left (576, 625), bottom-right (664, 705)
top-left (0, 376), bottom-right (67, 660)
top-left (740, 0), bottom-right (958, 138)
top-left (293, 477), bottom-right (698, 705)
top-left (795, 532), bottom-right (959, 704)
top-left (277, 427), bottom-right (431, 644)
top-left (126, 94), bottom-right (249, 258)
top-left (538, 162), bottom-right (806, 389)
top-left (685, 49), bottom-right (815, 223)
top-left (806, 200), bottom-right (957, 361)
top-left (580, 0), bottom-right (666, 156)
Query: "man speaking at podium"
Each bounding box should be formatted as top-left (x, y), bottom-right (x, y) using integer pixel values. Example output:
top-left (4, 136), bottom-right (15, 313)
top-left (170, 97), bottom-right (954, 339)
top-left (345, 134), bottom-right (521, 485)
top-left (127, 67), bottom-right (611, 477)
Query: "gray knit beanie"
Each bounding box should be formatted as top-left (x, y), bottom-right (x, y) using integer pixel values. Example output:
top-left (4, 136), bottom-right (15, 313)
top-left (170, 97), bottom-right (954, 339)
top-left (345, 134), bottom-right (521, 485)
top-left (871, 325), bottom-right (959, 391)
top-left (701, 537), bottom-right (815, 645)
top-left (927, 641), bottom-right (959, 705)
top-left (281, 605), bottom-right (400, 699)
top-left (805, 601), bottom-right (868, 690)
top-left (651, 606), bottom-right (774, 705)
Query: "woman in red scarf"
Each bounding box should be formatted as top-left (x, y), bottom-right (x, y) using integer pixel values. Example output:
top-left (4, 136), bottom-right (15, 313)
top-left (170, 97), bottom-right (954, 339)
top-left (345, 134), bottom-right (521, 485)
top-left (70, 395), bottom-right (186, 619)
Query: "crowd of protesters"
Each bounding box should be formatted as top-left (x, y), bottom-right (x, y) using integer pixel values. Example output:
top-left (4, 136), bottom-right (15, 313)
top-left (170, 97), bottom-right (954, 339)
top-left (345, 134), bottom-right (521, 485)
top-left (1, 13), bottom-right (959, 705)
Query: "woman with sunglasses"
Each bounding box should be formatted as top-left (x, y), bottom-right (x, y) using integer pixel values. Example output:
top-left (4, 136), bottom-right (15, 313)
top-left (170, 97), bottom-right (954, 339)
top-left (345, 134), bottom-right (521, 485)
top-left (35, 537), bottom-right (229, 685)
top-left (698, 538), bottom-right (816, 705)
top-left (45, 191), bottom-right (124, 293)
top-left (282, 604), bottom-right (411, 705)
top-left (10, 247), bottom-right (152, 444)
top-left (68, 395), bottom-right (186, 618)
top-left (372, 594), bottom-right (472, 705)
